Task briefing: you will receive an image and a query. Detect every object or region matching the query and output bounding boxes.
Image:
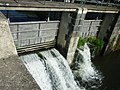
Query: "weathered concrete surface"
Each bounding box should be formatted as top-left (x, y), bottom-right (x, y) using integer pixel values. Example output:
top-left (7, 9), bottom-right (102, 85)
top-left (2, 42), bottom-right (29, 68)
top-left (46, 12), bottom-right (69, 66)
top-left (0, 12), bottom-right (40, 90)
top-left (66, 8), bottom-right (87, 64)
top-left (98, 14), bottom-right (114, 40)
top-left (57, 8), bottom-right (87, 64)
top-left (57, 12), bottom-right (71, 50)
top-left (0, 12), bottom-right (17, 59)
top-left (113, 34), bottom-right (120, 50)
top-left (0, 56), bottom-right (40, 90)
top-left (105, 14), bottom-right (120, 54)
top-left (57, 12), bottom-right (71, 63)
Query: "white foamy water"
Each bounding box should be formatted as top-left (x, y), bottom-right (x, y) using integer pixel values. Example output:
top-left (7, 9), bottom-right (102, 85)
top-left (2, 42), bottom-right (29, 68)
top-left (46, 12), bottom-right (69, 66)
top-left (71, 43), bottom-right (103, 89)
top-left (20, 54), bottom-right (53, 90)
top-left (20, 48), bottom-right (85, 90)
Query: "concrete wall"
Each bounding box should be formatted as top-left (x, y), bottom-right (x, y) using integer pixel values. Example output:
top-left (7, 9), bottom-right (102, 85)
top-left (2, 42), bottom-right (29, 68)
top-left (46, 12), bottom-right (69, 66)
top-left (0, 12), bottom-right (17, 59)
top-left (66, 8), bottom-right (87, 64)
top-left (98, 14), bottom-right (114, 40)
top-left (0, 12), bottom-right (40, 89)
top-left (105, 14), bottom-right (120, 53)
top-left (57, 8), bottom-right (87, 64)
top-left (57, 12), bottom-right (71, 50)
top-left (113, 33), bottom-right (120, 51)
top-left (97, 13), bottom-right (120, 55)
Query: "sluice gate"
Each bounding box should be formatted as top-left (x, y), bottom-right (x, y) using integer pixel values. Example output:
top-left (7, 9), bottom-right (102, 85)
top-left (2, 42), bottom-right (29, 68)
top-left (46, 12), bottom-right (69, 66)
top-left (9, 21), bottom-right (60, 53)
top-left (9, 19), bottom-right (102, 53)
top-left (80, 20), bottom-right (102, 38)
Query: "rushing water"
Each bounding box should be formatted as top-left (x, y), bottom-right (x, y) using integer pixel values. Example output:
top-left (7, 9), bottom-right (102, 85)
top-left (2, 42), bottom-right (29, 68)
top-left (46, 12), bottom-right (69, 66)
top-left (20, 49), bottom-right (85, 90)
top-left (20, 45), bottom-right (103, 90)
top-left (71, 43), bottom-right (103, 90)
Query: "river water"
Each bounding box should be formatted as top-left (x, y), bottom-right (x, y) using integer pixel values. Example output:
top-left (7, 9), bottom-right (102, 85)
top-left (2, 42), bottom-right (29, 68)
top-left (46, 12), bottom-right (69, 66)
top-left (93, 49), bottom-right (120, 90)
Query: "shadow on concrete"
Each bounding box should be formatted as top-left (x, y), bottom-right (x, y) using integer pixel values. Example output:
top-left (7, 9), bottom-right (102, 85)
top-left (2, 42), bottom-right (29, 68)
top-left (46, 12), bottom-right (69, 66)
top-left (0, 55), bottom-right (40, 90)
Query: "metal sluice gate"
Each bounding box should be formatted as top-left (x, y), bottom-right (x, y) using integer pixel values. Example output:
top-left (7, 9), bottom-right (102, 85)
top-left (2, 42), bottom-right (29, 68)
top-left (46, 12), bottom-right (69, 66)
top-left (9, 21), bottom-right (60, 53)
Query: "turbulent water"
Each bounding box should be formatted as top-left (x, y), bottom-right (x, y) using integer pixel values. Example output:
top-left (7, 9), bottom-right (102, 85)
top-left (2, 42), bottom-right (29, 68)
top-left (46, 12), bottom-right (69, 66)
top-left (20, 49), bottom-right (85, 90)
top-left (20, 45), bottom-right (103, 90)
top-left (71, 43), bottom-right (103, 90)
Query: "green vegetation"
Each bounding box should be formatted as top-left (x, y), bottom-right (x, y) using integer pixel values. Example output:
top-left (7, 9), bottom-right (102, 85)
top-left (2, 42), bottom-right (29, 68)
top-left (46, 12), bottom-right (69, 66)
top-left (77, 37), bottom-right (104, 53)
top-left (77, 37), bottom-right (87, 48)
top-left (87, 37), bottom-right (104, 50)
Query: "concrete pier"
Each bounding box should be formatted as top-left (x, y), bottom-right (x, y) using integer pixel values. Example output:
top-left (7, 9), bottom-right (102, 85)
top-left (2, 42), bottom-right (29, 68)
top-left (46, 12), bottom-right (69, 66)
top-left (57, 8), bottom-right (87, 64)
top-left (105, 13), bottom-right (120, 53)
top-left (0, 12), bottom-right (17, 59)
top-left (98, 13), bottom-right (115, 40)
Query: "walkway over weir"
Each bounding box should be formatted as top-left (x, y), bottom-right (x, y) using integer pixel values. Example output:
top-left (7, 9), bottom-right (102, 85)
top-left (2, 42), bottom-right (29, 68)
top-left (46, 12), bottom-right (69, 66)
top-left (0, 0), bottom-right (119, 13)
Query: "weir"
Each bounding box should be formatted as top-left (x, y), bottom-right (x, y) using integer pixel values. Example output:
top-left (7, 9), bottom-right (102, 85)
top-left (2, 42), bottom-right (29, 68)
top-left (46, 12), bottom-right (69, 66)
top-left (0, 9), bottom-right (119, 63)
top-left (0, 0), bottom-right (119, 63)
top-left (0, 0), bottom-right (120, 89)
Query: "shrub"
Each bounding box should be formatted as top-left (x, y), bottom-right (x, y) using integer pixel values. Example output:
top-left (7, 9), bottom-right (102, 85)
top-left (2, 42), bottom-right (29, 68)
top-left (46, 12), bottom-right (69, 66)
top-left (77, 37), bottom-right (86, 48)
top-left (87, 37), bottom-right (104, 50)
top-left (77, 37), bottom-right (104, 53)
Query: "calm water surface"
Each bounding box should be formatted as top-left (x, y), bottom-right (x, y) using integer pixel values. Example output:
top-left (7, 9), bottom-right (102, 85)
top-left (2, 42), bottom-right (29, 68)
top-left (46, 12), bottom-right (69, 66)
top-left (93, 50), bottom-right (120, 90)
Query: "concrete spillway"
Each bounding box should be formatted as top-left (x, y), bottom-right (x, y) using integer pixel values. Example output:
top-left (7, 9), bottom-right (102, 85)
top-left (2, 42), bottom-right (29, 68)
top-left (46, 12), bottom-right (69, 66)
top-left (20, 48), bottom-right (85, 90)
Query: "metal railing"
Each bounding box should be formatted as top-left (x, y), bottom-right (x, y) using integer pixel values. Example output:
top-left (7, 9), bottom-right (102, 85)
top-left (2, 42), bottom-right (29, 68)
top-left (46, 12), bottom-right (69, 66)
top-left (14, 0), bottom-right (68, 5)
top-left (0, 0), bottom-right (119, 7)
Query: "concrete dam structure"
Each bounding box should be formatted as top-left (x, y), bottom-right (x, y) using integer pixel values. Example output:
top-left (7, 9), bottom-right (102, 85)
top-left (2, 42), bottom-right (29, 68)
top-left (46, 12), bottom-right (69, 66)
top-left (0, 0), bottom-right (120, 89)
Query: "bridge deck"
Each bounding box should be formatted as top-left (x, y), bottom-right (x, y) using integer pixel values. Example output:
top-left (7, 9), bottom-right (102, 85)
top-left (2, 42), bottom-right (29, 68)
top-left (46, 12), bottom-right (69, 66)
top-left (0, 0), bottom-right (119, 13)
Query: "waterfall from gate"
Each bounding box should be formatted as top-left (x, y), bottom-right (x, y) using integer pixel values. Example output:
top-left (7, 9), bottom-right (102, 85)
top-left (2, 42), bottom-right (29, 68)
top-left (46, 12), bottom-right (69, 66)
top-left (20, 48), bottom-right (85, 90)
top-left (71, 43), bottom-right (103, 90)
